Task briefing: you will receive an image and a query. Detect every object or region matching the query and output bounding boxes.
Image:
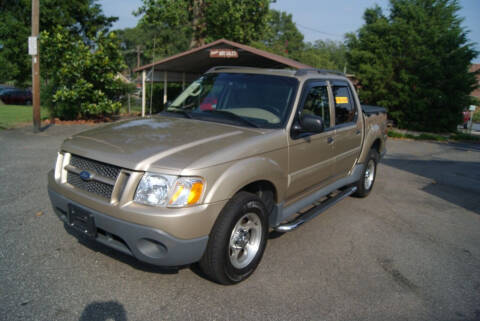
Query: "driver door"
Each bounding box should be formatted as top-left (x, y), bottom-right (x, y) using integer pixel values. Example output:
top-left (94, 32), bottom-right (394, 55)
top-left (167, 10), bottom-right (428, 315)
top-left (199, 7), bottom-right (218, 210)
top-left (287, 81), bottom-right (336, 199)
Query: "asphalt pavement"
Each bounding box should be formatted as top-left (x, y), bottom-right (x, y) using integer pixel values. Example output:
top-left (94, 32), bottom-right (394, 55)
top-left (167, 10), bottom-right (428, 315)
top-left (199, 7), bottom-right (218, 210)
top-left (1, 124), bottom-right (479, 321)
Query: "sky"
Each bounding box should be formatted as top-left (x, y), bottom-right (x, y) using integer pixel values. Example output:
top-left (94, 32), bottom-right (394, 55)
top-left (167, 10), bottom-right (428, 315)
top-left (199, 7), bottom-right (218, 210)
top-left (99, 0), bottom-right (480, 57)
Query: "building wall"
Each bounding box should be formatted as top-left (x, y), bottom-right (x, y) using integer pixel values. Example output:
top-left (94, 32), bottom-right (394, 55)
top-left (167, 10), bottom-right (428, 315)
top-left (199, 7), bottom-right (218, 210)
top-left (470, 64), bottom-right (480, 105)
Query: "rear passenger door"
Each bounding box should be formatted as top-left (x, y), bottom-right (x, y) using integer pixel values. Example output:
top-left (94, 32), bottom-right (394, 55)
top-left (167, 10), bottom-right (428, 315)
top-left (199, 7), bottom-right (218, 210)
top-left (287, 81), bottom-right (336, 199)
top-left (331, 81), bottom-right (362, 177)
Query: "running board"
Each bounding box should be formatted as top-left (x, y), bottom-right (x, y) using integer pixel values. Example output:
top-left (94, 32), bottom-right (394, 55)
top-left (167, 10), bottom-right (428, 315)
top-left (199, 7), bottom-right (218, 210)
top-left (273, 186), bottom-right (357, 232)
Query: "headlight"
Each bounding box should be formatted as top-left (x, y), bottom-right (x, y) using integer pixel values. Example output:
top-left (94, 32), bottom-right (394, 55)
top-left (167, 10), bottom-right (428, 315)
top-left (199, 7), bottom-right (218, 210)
top-left (168, 177), bottom-right (205, 207)
top-left (134, 173), bottom-right (204, 208)
top-left (134, 173), bottom-right (176, 206)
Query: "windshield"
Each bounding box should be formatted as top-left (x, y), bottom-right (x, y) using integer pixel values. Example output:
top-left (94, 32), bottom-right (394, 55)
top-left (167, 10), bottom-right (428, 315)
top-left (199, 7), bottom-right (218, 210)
top-left (166, 73), bottom-right (298, 128)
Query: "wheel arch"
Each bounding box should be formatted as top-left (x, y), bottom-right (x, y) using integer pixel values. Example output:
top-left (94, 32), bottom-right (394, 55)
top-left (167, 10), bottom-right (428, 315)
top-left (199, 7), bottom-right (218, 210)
top-left (371, 138), bottom-right (382, 153)
top-left (203, 156), bottom-right (286, 206)
top-left (358, 126), bottom-right (385, 163)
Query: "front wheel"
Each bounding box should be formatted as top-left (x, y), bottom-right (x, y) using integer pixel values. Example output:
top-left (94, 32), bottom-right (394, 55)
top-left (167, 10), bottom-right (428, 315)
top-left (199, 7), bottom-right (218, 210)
top-left (199, 191), bottom-right (268, 285)
top-left (353, 149), bottom-right (379, 198)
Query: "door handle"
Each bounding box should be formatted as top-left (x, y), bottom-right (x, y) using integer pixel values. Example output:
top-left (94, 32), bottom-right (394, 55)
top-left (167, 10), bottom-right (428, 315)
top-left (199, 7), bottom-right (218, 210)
top-left (327, 136), bottom-right (334, 144)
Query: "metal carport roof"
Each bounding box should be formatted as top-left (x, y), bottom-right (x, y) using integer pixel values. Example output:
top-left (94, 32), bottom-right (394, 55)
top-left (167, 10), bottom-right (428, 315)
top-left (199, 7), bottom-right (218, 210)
top-left (134, 38), bottom-right (312, 116)
top-left (134, 38), bottom-right (312, 75)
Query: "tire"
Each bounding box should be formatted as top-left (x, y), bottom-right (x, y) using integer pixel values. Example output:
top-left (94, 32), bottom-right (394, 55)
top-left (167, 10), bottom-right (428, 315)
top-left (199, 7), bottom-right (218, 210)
top-left (199, 191), bottom-right (268, 285)
top-left (353, 149), bottom-right (379, 198)
top-left (25, 100), bottom-right (32, 105)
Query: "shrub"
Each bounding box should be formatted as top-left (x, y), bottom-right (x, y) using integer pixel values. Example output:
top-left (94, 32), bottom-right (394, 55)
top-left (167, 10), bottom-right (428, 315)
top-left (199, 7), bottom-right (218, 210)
top-left (473, 109), bottom-right (480, 123)
top-left (40, 27), bottom-right (128, 120)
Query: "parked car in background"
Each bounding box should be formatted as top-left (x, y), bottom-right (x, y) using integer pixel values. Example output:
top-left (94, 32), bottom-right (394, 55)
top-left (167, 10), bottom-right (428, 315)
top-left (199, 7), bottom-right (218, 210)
top-left (0, 85), bottom-right (15, 96)
top-left (0, 84), bottom-right (14, 91)
top-left (0, 88), bottom-right (32, 105)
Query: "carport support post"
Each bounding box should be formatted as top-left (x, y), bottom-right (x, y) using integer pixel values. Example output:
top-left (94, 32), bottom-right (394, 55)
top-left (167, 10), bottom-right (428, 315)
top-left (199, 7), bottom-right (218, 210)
top-left (31, 0), bottom-right (40, 133)
top-left (163, 71), bottom-right (168, 107)
top-left (141, 70), bottom-right (146, 117)
top-left (182, 72), bottom-right (186, 90)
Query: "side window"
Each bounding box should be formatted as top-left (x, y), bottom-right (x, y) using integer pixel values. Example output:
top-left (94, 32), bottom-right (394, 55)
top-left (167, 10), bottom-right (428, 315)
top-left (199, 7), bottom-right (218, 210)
top-left (301, 85), bottom-right (330, 129)
top-left (333, 85), bottom-right (357, 125)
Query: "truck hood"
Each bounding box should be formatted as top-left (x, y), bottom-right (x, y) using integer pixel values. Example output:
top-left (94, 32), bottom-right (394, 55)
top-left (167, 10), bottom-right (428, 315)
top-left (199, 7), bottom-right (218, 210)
top-left (61, 116), bottom-right (267, 172)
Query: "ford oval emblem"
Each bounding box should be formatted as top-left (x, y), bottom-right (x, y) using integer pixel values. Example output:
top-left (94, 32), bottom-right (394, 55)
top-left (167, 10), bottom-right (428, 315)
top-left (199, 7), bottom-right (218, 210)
top-left (79, 170), bottom-right (92, 181)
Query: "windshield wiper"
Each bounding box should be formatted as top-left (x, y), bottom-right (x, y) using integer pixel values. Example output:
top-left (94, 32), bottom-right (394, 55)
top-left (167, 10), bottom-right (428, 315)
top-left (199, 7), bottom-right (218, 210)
top-left (202, 110), bottom-right (259, 128)
top-left (165, 108), bottom-right (193, 119)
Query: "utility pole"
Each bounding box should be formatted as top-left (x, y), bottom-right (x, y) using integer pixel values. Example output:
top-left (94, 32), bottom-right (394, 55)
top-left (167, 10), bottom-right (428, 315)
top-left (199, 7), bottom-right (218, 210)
top-left (31, 0), bottom-right (40, 132)
top-left (136, 45), bottom-right (142, 69)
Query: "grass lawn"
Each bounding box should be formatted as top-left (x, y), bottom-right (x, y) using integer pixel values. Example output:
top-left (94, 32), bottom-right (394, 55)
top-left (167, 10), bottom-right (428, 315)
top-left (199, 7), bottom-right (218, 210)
top-left (0, 104), bottom-right (49, 129)
top-left (0, 102), bottom-right (144, 129)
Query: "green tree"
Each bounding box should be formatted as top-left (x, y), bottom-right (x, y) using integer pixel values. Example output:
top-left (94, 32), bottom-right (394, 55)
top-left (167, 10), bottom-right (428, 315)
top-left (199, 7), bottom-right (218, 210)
top-left (0, 0), bottom-right (116, 86)
top-left (299, 40), bottom-right (347, 71)
top-left (347, 0), bottom-right (478, 132)
top-left (115, 28), bottom-right (145, 75)
top-left (135, 0), bottom-right (271, 48)
top-left (205, 0), bottom-right (270, 45)
top-left (115, 24), bottom-right (190, 76)
top-left (252, 10), bottom-right (305, 60)
top-left (40, 27), bottom-right (127, 120)
top-left (251, 10), bottom-right (347, 71)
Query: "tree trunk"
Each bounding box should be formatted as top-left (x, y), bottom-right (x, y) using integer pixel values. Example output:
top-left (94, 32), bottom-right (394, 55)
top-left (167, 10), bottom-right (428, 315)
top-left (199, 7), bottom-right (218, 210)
top-left (190, 0), bottom-right (206, 48)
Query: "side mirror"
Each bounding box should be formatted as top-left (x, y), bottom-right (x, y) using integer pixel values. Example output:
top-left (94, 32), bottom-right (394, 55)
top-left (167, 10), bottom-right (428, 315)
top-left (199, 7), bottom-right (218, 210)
top-left (299, 113), bottom-right (324, 133)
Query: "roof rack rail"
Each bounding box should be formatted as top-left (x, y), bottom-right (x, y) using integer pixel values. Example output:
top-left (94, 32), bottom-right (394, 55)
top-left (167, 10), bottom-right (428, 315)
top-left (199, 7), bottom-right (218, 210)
top-left (206, 66), bottom-right (255, 73)
top-left (295, 68), bottom-right (345, 76)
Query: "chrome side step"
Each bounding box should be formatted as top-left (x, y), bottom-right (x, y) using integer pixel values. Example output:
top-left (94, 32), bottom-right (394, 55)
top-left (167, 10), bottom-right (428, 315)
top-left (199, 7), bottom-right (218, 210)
top-left (273, 186), bottom-right (357, 232)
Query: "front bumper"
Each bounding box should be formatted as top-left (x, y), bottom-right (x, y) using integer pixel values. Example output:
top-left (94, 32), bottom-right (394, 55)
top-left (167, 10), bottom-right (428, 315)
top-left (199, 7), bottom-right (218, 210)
top-left (49, 188), bottom-right (209, 266)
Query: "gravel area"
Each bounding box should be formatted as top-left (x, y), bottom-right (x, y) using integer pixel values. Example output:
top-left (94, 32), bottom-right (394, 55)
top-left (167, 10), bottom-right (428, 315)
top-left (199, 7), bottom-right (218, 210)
top-left (1, 124), bottom-right (479, 321)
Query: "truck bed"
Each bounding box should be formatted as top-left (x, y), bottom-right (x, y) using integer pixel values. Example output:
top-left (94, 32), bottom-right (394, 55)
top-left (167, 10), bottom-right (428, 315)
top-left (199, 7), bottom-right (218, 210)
top-left (362, 105), bottom-right (387, 116)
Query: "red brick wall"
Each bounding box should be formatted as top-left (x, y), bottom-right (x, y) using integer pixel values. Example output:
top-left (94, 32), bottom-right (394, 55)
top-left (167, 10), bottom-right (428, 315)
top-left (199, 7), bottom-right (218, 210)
top-left (470, 64), bottom-right (480, 105)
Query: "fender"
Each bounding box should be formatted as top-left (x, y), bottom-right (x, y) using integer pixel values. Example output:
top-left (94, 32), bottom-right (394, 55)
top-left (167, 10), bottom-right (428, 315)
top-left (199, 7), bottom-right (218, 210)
top-left (358, 118), bottom-right (385, 163)
top-left (203, 155), bottom-right (287, 204)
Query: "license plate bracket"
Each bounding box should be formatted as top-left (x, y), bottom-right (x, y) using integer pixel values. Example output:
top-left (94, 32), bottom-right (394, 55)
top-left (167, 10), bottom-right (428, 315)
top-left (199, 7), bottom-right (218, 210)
top-left (68, 204), bottom-right (96, 238)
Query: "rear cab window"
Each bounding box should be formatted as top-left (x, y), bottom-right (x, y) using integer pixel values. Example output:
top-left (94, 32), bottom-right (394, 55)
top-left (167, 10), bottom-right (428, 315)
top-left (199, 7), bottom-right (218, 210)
top-left (332, 82), bottom-right (357, 126)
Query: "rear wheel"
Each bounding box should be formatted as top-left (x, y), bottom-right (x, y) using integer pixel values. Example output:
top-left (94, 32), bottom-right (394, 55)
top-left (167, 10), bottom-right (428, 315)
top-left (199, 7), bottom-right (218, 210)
top-left (199, 191), bottom-right (268, 285)
top-left (353, 149), bottom-right (379, 198)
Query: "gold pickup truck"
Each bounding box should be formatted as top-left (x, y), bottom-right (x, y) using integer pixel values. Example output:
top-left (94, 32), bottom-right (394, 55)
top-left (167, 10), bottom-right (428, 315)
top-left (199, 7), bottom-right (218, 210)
top-left (48, 67), bottom-right (387, 284)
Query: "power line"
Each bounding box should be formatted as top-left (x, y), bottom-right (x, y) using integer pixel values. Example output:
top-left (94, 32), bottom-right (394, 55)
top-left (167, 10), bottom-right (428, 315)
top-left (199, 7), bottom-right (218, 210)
top-left (296, 23), bottom-right (344, 39)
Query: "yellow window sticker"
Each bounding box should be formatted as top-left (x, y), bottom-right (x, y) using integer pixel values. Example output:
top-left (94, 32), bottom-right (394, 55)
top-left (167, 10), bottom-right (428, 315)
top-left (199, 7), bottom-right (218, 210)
top-left (335, 96), bottom-right (349, 104)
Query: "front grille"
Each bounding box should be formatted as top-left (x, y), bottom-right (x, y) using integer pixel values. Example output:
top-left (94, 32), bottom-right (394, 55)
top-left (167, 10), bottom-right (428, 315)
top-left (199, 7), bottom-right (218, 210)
top-left (67, 172), bottom-right (114, 199)
top-left (66, 154), bottom-right (121, 199)
top-left (69, 155), bottom-right (120, 181)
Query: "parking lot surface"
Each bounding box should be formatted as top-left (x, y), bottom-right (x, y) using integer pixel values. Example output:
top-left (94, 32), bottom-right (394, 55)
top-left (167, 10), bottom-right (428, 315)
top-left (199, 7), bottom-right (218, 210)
top-left (1, 124), bottom-right (479, 321)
